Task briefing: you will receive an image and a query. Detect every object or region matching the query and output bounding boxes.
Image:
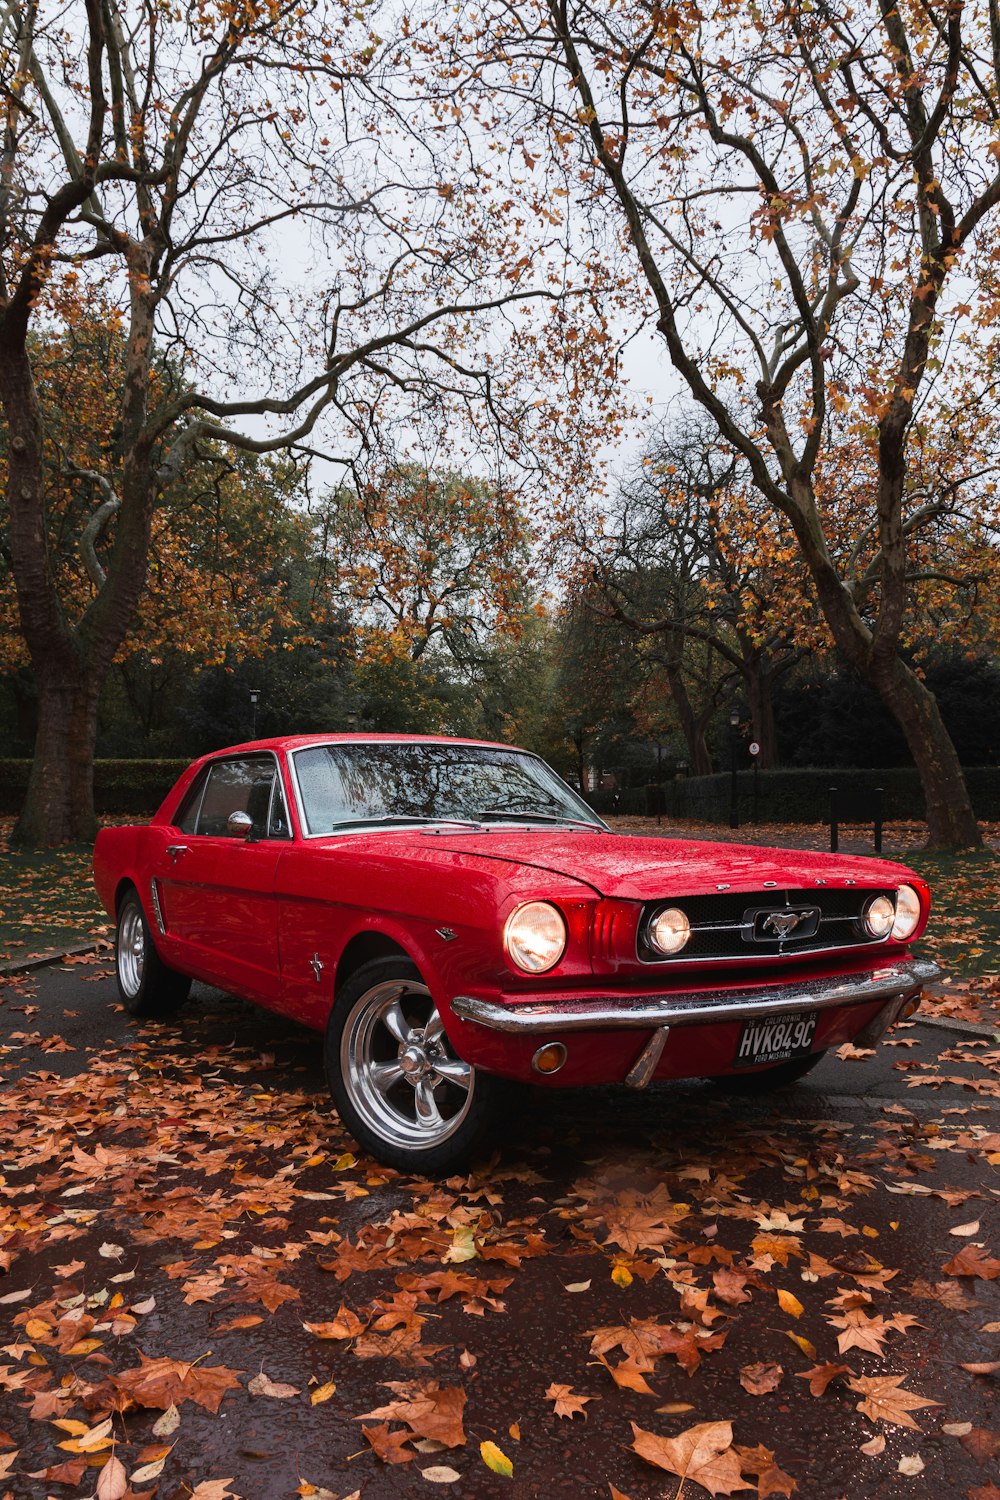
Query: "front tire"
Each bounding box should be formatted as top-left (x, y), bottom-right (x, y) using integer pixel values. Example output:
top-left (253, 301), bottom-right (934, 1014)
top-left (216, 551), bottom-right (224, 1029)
top-left (325, 957), bottom-right (505, 1173)
top-left (706, 1050), bottom-right (827, 1094)
top-left (115, 888), bottom-right (191, 1018)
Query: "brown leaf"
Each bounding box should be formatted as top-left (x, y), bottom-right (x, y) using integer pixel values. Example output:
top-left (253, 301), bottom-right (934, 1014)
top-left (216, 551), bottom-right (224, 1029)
top-left (795, 1362), bottom-right (853, 1397)
top-left (960, 1429), bottom-right (1000, 1463)
top-left (943, 1245), bottom-right (1000, 1280)
top-left (735, 1443), bottom-right (796, 1496)
top-left (847, 1376), bottom-right (940, 1430)
top-left (630, 1420), bottom-right (754, 1495)
top-left (356, 1382), bottom-right (466, 1448)
top-left (361, 1423), bottom-right (415, 1465)
top-left (112, 1353), bottom-right (242, 1414)
top-left (739, 1362), bottom-right (783, 1396)
top-left (95, 1454), bottom-right (128, 1500)
top-left (545, 1383), bottom-right (594, 1419)
top-left (248, 1372), bottom-right (300, 1399)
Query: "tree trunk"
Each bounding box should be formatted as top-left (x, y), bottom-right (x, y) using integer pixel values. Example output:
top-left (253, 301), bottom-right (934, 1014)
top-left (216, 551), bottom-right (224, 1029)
top-left (743, 655), bottom-right (779, 769)
top-left (665, 664), bottom-right (714, 775)
top-left (13, 662), bottom-right (102, 845)
top-left (870, 656), bottom-right (981, 849)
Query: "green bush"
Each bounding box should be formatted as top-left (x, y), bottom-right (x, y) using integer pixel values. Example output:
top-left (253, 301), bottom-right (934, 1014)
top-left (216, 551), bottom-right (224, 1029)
top-left (0, 759), bottom-right (187, 817)
top-left (588, 766), bottom-right (1000, 824)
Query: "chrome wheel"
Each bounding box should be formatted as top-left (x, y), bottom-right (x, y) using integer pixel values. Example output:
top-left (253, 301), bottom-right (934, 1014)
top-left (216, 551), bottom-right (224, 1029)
top-left (341, 979), bottom-right (475, 1149)
top-left (118, 901), bottom-right (146, 999)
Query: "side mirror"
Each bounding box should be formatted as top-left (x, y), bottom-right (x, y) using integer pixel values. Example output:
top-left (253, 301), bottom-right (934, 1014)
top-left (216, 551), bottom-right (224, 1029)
top-left (227, 810), bottom-right (254, 839)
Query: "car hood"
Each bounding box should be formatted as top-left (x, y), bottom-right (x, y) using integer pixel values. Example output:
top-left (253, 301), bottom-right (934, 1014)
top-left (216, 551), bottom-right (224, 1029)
top-left (399, 829), bottom-right (917, 900)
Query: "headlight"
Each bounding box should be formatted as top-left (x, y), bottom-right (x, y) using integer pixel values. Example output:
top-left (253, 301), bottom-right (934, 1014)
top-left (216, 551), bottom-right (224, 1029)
top-left (647, 906), bottom-right (691, 957)
top-left (892, 884), bottom-right (921, 941)
top-left (503, 901), bottom-right (567, 973)
top-left (864, 894), bottom-right (895, 939)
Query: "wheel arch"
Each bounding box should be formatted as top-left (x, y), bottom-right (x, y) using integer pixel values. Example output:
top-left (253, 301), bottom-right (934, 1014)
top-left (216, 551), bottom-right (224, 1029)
top-left (334, 930), bottom-right (411, 995)
top-left (114, 876), bottom-right (140, 918)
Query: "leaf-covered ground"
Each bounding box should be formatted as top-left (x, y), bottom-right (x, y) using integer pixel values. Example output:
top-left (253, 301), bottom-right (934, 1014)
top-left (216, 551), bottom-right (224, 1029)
top-left (1, 961), bottom-right (998, 1499)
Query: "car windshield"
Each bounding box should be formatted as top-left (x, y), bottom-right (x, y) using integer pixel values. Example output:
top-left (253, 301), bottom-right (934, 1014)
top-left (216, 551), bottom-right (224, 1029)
top-left (291, 742), bottom-right (605, 836)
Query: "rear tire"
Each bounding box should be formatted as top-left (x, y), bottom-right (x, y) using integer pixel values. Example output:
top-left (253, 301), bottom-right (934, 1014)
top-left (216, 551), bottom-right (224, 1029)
top-left (706, 1050), bottom-right (827, 1094)
top-left (115, 888), bottom-right (191, 1018)
top-left (325, 956), bottom-right (506, 1174)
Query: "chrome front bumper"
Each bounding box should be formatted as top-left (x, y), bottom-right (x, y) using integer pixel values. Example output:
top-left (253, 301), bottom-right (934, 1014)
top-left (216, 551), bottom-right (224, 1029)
top-left (451, 957), bottom-right (941, 1036)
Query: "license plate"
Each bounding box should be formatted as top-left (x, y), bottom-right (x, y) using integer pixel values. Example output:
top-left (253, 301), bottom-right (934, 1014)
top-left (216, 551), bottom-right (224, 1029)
top-left (734, 1011), bottom-right (818, 1068)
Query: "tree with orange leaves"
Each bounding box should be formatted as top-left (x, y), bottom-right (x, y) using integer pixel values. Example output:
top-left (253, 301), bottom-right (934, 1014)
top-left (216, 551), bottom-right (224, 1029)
top-left (1, 0), bottom-right (602, 844)
top-left (434, 0), bottom-right (1000, 846)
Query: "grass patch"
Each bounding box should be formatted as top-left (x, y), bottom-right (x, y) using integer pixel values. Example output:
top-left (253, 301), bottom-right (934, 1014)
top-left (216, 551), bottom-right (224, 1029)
top-left (0, 820), bottom-right (111, 963)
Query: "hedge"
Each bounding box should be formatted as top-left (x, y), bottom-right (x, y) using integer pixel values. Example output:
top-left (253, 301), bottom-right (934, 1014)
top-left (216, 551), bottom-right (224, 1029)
top-left (0, 759), bottom-right (187, 817)
top-left (586, 766), bottom-right (1000, 824)
top-left (3, 757), bottom-right (999, 825)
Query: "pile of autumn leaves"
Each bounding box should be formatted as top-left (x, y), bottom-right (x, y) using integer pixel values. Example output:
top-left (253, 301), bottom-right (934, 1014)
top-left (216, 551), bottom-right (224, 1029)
top-left (0, 1016), bottom-right (999, 1498)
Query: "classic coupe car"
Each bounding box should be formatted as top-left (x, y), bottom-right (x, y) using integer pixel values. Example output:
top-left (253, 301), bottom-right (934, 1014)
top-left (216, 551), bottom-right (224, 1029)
top-left (93, 734), bottom-right (939, 1171)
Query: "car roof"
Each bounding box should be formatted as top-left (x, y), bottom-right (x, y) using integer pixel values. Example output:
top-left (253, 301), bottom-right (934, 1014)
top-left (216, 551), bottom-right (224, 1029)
top-left (202, 732), bottom-right (523, 758)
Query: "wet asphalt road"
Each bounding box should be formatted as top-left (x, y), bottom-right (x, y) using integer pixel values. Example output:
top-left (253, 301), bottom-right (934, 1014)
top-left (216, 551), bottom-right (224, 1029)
top-left (0, 959), bottom-right (998, 1500)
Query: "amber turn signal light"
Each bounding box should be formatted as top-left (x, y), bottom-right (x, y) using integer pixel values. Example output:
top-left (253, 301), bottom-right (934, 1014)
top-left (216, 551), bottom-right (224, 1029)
top-left (531, 1042), bottom-right (568, 1075)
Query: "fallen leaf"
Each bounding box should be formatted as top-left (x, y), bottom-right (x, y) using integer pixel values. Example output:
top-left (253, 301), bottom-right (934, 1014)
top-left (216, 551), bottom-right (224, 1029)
top-left (151, 1404), bottom-right (180, 1437)
top-left (631, 1420), bottom-right (753, 1495)
top-left (897, 1455), bottom-right (924, 1476)
top-left (95, 1455), bottom-right (128, 1500)
top-left (943, 1245), bottom-right (1000, 1279)
top-left (480, 1440), bottom-right (513, 1477)
top-left (740, 1362), bottom-right (783, 1396)
top-left (248, 1372), bottom-right (300, 1399)
top-left (310, 1382), bottom-right (336, 1406)
top-left (776, 1290), bottom-right (803, 1318)
top-left (847, 1376), bottom-right (940, 1430)
top-left (949, 1220), bottom-right (981, 1237)
top-left (422, 1467), bottom-right (461, 1483)
top-left (545, 1383), bottom-right (594, 1419)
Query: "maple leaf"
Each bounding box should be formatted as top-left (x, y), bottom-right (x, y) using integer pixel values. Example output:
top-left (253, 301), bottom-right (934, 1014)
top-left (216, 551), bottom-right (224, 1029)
top-left (943, 1245), bottom-right (1000, 1279)
top-left (735, 1443), bottom-right (797, 1496)
top-left (847, 1375), bottom-right (940, 1430)
top-left (828, 1308), bottom-right (894, 1355)
top-left (545, 1383), bottom-right (594, 1419)
top-left (361, 1423), bottom-right (415, 1465)
top-left (355, 1382), bottom-right (466, 1447)
top-left (795, 1362), bottom-right (853, 1397)
top-left (631, 1421), bottom-right (754, 1496)
top-left (111, 1354), bottom-right (243, 1414)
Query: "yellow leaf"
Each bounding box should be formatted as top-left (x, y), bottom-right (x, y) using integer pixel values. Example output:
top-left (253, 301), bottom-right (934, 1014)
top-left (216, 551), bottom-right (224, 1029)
top-left (332, 1153), bottom-right (356, 1170)
top-left (25, 1318), bottom-right (52, 1339)
top-left (862, 1226), bottom-right (879, 1239)
top-left (310, 1382), bottom-right (336, 1406)
top-left (481, 1440), bottom-right (514, 1477)
top-left (444, 1227), bottom-right (479, 1264)
top-left (67, 1338), bottom-right (103, 1356)
top-left (508, 1423), bottom-right (520, 1441)
top-left (611, 1265), bottom-right (633, 1289)
top-left (777, 1289), bottom-right (804, 1318)
top-left (785, 1331), bottom-right (817, 1359)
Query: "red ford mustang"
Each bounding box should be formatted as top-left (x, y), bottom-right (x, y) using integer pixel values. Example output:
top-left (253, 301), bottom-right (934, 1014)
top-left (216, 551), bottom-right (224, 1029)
top-left (93, 734), bottom-right (939, 1172)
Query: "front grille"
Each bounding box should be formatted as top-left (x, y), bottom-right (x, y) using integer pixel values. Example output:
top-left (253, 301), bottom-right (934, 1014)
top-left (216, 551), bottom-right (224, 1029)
top-left (638, 887), bottom-right (895, 963)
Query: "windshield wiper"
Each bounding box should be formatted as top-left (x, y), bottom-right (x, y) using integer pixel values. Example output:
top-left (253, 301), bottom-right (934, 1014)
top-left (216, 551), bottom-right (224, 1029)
top-left (330, 815), bottom-right (482, 831)
top-left (476, 809), bottom-right (600, 829)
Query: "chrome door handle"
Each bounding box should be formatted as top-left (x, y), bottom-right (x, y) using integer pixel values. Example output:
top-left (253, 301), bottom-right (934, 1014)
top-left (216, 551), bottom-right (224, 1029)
top-left (166, 844), bottom-right (189, 860)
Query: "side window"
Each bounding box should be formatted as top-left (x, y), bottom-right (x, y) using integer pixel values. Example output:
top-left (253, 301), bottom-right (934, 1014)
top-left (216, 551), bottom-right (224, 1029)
top-left (174, 767), bottom-right (210, 834)
top-left (196, 756), bottom-right (277, 838)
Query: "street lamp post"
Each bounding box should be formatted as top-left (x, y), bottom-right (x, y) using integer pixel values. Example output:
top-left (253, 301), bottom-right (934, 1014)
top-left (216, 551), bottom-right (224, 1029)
top-left (249, 689), bottom-right (260, 739)
top-left (729, 709), bottom-right (740, 829)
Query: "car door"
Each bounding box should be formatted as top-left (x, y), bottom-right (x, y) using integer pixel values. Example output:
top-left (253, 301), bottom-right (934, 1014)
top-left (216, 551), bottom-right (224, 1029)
top-left (152, 752), bottom-right (291, 1005)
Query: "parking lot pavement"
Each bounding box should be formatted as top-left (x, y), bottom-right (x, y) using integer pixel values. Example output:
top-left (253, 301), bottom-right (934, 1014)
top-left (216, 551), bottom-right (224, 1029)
top-left (1, 958), bottom-right (998, 1500)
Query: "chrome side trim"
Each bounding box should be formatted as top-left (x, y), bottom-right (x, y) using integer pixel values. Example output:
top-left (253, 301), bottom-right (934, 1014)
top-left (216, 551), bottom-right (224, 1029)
top-left (149, 878), bottom-right (166, 936)
top-left (450, 958), bottom-right (941, 1034)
